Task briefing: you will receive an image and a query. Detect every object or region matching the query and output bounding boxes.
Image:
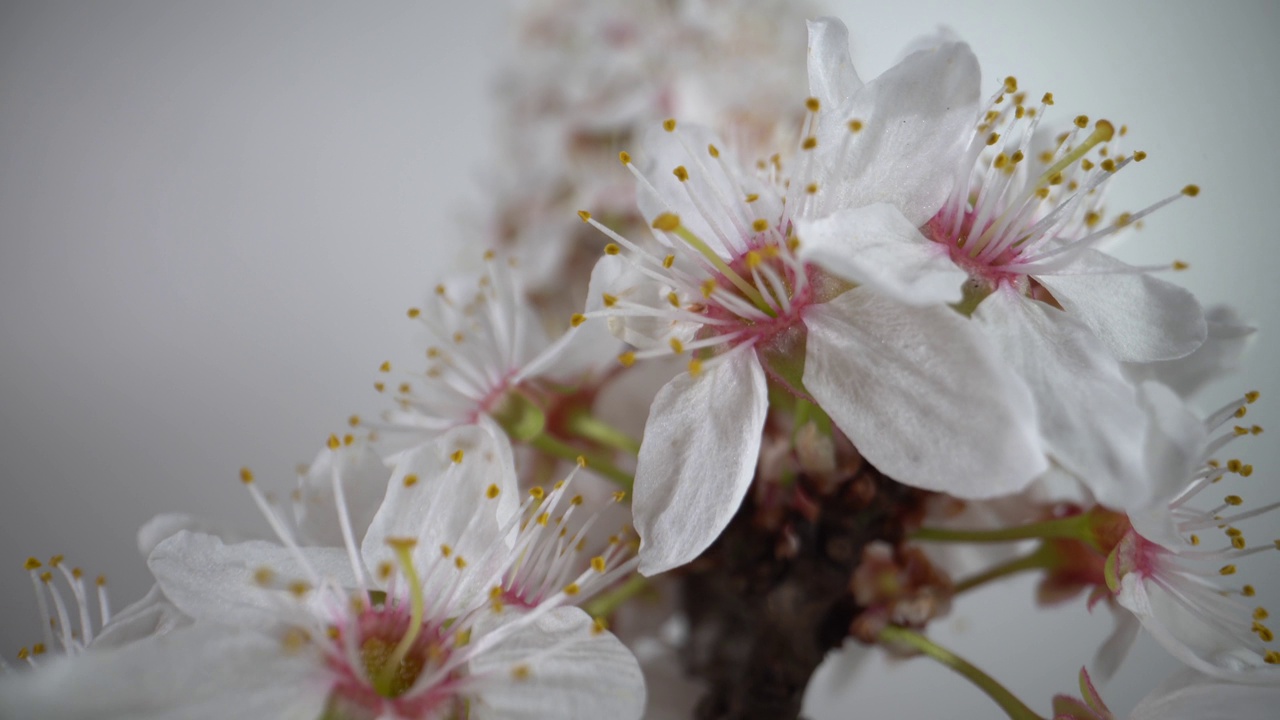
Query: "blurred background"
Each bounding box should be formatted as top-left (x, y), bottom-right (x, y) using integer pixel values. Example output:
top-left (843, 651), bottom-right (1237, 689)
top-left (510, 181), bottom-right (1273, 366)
top-left (1, 1), bottom-right (1276, 716)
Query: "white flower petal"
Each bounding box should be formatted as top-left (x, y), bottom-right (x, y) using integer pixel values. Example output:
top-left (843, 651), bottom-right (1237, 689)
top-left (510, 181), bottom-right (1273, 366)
top-left (148, 531), bottom-right (355, 630)
top-left (0, 623), bottom-right (327, 720)
top-left (93, 585), bottom-right (190, 650)
top-left (807, 42), bottom-right (980, 226)
top-left (805, 18), bottom-right (862, 109)
top-left (1035, 249), bottom-right (1207, 362)
top-left (795, 203), bottom-right (966, 305)
top-left (137, 513), bottom-right (243, 559)
top-left (632, 348), bottom-right (768, 575)
top-left (293, 440), bottom-right (390, 548)
top-left (469, 607), bottom-right (645, 720)
top-left (1130, 668), bottom-right (1280, 720)
top-left (974, 290), bottom-right (1149, 508)
top-left (361, 420), bottom-right (520, 611)
top-left (1090, 607), bottom-right (1140, 683)
top-left (802, 288), bottom-right (1046, 498)
top-left (1125, 304), bottom-right (1255, 399)
top-left (634, 123), bottom-right (777, 258)
top-left (1117, 574), bottom-right (1277, 684)
top-left (1127, 381), bottom-right (1210, 546)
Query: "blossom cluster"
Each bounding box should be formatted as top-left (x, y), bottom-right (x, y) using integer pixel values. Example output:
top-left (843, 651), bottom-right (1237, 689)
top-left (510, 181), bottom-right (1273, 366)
top-left (2, 2), bottom-right (1277, 719)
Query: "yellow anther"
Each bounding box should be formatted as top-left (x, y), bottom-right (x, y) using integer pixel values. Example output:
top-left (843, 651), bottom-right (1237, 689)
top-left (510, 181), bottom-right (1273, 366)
top-left (708, 144), bottom-right (720, 158)
top-left (16, 648), bottom-right (28, 660)
top-left (434, 284), bottom-right (446, 296)
top-left (745, 193), bottom-right (759, 203)
top-left (1227, 527), bottom-right (1243, 537)
top-left (1011, 150), bottom-right (1025, 164)
top-left (577, 210), bottom-right (591, 223)
top-left (239, 467), bottom-right (255, 485)
top-left (1267, 650), bottom-right (1280, 664)
top-left (449, 449), bottom-right (464, 464)
top-left (486, 484), bottom-right (500, 499)
top-left (1228, 459), bottom-right (1243, 472)
top-left (439, 544), bottom-right (453, 558)
top-left (591, 556), bottom-right (607, 573)
top-left (403, 473), bottom-right (419, 488)
top-left (603, 243), bottom-right (621, 255)
top-left (1015, 105), bottom-right (1025, 119)
top-left (529, 486), bottom-right (545, 500)
top-left (253, 567), bottom-right (275, 586)
top-left (374, 382), bottom-right (385, 392)
top-left (1220, 564), bottom-right (1238, 576)
top-left (806, 182), bottom-right (819, 194)
top-left (536, 512), bottom-right (549, 527)
top-left (673, 165), bottom-right (689, 182)
top-left (31, 644), bottom-right (45, 656)
top-left (1235, 426), bottom-right (1250, 436)
top-left (1074, 115), bottom-right (1090, 129)
top-left (24, 558), bottom-right (41, 570)
top-left (398, 382), bottom-right (412, 394)
top-left (1134, 150), bottom-right (1147, 162)
top-left (667, 291), bottom-right (680, 307)
top-left (407, 307), bottom-right (421, 319)
top-left (575, 455), bottom-right (587, 468)
top-left (669, 337), bottom-right (685, 354)
top-left (701, 279), bottom-right (717, 298)
top-left (805, 97), bottom-right (821, 112)
top-left (512, 664), bottom-right (531, 680)
top-left (592, 617), bottom-right (608, 635)
top-left (1258, 608), bottom-right (1272, 621)
top-left (688, 358), bottom-right (703, 377)
top-left (1236, 406), bottom-right (1249, 418)
top-left (343, 434), bottom-right (354, 446)
top-left (377, 561), bottom-right (394, 580)
top-left (288, 580), bottom-right (311, 597)
top-left (483, 250), bottom-right (495, 261)
top-left (570, 313), bottom-right (586, 327)
top-left (652, 213), bottom-right (681, 232)
top-left (1233, 536), bottom-right (1247, 550)
top-left (848, 119), bottom-right (863, 133)
top-left (618, 351), bottom-right (636, 367)
top-left (751, 218), bottom-right (769, 233)
top-left (662, 118), bottom-right (677, 132)
top-left (564, 583), bottom-right (581, 596)
top-left (1172, 260), bottom-right (1189, 271)
top-left (1101, 159), bottom-right (1117, 173)
top-left (1182, 184), bottom-right (1200, 197)
top-left (601, 293), bottom-right (618, 309)
top-left (1245, 584), bottom-right (1258, 597)
top-left (569, 494), bottom-right (584, 507)
top-left (379, 361), bottom-right (392, 373)
top-left (619, 150), bottom-right (631, 165)
top-left (454, 556), bottom-right (467, 569)
top-left (1041, 92), bottom-right (1054, 105)
top-left (327, 434), bottom-right (341, 450)
top-left (663, 254), bottom-right (675, 268)
top-left (1256, 624), bottom-right (1274, 643)
top-left (612, 490), bottom-right (626, 503)
top-left (801, 136), bottom-right (817, 150)
top-left (1241, 464), bottom-right (1255, 477)
top-left (745, 250), bottom-right (763, 269)
top-left (348, 414), bottom-right (361, 428)
top-left (993, 153), bottom-right (1009, 170)
top-left (987, 132), bottom-right (1001, 146)
top-left (1035, 187), bottom-right (1051, 200)
top-left (1189, 534), bottom-right (1200, 546)
top-left (1004, 76), bottom-right (1018, 92)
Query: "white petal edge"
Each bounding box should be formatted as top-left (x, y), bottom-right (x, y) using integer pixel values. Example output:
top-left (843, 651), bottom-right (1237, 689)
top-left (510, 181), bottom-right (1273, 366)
top-left (974, 290), bottom-right (1150, 509)
top-left (1130, 667), bottom-right (1280, 720)
top-left (468, 607), bottom-right (645, 720)
top-left (1035, 249), bottom-right (1207, 362)
top-left (802, 287), bottom-right (1046, 498)
top-left (632, 347), bottom-right (768, 575)
top-left (361, 419), bottom-right (520, 613)
top-left (796, 203), bottom-right (966, 305)
top-left (805, 18), bottom-right (863, 109)
top-left (0, 622), bottom-right (327, 720)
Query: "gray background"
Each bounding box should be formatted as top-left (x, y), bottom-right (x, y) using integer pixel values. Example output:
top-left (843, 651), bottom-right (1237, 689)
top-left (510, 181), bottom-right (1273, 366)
top-left (1, 1), bottom-right (1276, 716)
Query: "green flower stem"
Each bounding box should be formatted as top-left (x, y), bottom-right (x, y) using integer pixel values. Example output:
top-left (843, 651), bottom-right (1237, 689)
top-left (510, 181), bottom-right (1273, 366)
top-left (526, 433), bottom-right (634, 492)
top-left (564, 412), bottom-right (642, 456)
top-left (584, 574), bottom-right (649, 619)
top-left (953, 545), bottom-right (1055, 595)
top-left (912, 514), bottom-right (1091, 546)
top-left (877, 626), bottom-right (1045, 720)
